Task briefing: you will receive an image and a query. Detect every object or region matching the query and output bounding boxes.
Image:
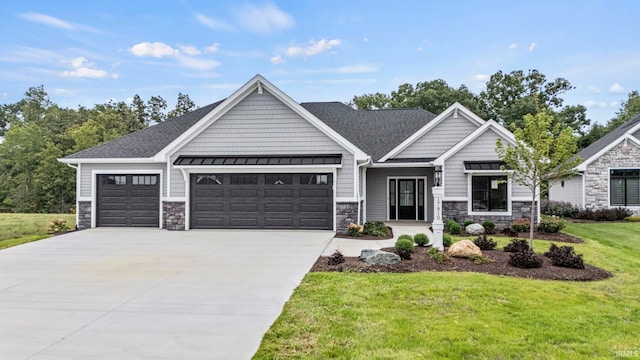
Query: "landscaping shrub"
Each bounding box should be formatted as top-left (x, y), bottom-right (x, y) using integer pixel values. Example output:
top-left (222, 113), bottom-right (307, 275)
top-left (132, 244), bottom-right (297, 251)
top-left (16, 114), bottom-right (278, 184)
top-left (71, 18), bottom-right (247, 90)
top-left (413, 233), bottom-right (429, 247)
top-left (574, 207), bottom-right (632, 221)
top-left (508, 247), bottom-right (543, 268)
top-left (327, 250), bottom-right (345, 265)
top-left (397, 234), bottom-right (413, 242)
top-left (541, 199), bottom-right (580, 218)
top-left (427, 247), bottom-right (447, 264)
top-left (544, 243), bottom-right (585, 269)
top-left (48, 218), bottom-right (69, 234)
top-left (463, 220), bottom-right (475, 228)
top-left (504, 239), bottom-right (529, 253)
top-left (469, 254), bottom-right (495, 264)
top-left (625, 216), bottom-right (640, 222)
top-left (445, 219), bottom-right (458, 232)
top-left (363, 221), bottom-right (388, 237)
top-left (501, 228), bottom-right (518, 237)
top-left (511, 218), bottom-right (530, 232)
top-left (473, 235), bottom-right (497, 250)
top-left (482, 220), bottom-right (496, 234)
top-left (347, 223), bottom-right (363, 237)
top-left (395, 237), bottom-right (414, 260)
top-left (537, 216), bottom-right (566, 233)
top-left (448, 222), bottom-right (461, 235)
top-left (443, 234), bottom-right (453, 247)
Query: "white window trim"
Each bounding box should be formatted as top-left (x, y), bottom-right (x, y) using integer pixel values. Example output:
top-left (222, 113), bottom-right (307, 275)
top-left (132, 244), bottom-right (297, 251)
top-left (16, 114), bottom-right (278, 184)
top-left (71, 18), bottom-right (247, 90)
top-left (607, 166), bottom-right (640, 209)
top-left (467, 172), bottom-right (512, 216)
top-left (386, 176), bottom-right (428, 222)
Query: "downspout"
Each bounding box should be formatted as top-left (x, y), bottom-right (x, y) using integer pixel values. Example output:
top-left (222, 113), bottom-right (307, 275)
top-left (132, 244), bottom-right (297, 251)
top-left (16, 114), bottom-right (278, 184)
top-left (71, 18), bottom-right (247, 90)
top-left (356, 156), bottom-right (372, 224)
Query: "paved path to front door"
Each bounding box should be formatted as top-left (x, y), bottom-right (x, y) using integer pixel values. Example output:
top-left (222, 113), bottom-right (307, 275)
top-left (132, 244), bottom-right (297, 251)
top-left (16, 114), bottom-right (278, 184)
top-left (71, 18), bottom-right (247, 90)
top-left (0, 228), bottom-right (333, 359)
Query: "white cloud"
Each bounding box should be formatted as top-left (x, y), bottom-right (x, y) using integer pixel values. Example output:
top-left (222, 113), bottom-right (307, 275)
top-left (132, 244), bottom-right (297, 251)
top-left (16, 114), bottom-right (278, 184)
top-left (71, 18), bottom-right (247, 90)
top-left (205, 43), bottom-right (220, 53)
top-left (363, 37), bottom-right (368, 42)
top-left (176, 55), bottom-right (220, 71)
top-left (528, 42), bottom-right (537, 52)
top-left (509, 43), bottom-right (518, 50)
top-left (180, 45), bottom-right (201, 56)
top-left (270, 54), bottom-right (284, 64)
top-left (416, 47), bottom-right (423, 52)
top-left (234, 3), bottom-right (294, 34)
top-left (20, 12), bottom-right (74, 30)
top-left (610, 101), bottom-right (619, 108)
top-left (609, 82), bottom-right (625, 94)
top-left (584, 100), bottom-right (608, 108)
top-left (470, 74), bottom-right (489, 82)
top-left (285, 39), bottom-right (341, 57)
top-left (194, 13), bottom-right (233, 31)
top-left (130, 42), bottom-right (179, 58)
top-left (586, 85), bottom-right (601, 94)
top-left (60, 57), bottom-right (109, 78)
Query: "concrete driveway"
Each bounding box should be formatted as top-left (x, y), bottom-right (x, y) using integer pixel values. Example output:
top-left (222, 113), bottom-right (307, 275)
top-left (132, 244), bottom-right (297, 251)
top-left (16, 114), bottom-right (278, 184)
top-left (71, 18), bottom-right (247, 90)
top-left (0, 228), bottom-right (333, 360)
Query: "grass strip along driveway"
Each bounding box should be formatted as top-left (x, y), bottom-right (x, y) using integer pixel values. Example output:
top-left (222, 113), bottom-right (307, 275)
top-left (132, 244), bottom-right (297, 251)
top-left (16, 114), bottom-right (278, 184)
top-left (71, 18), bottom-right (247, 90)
top-left (254, 222), bottom-right (640, 359)
top-left (0, 213), bottom-right (76, 250)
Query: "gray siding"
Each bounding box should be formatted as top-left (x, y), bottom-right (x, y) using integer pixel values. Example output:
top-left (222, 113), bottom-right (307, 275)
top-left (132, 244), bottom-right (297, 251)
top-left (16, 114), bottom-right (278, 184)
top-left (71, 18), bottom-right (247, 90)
top-left (171, 89), bottom-right (355, 198)
top-left (365, 167), bottom-right (434, 221)
top-left (633, 129), bottom-right (640, 139)
top-left (395, 114), bottom-right (478, 158)
top-left (444, 129), bottom-right (529, 198)
top-left (79, 163), bottom-right (166, 198)
top-left (549, 175), bottom-right (583, 207)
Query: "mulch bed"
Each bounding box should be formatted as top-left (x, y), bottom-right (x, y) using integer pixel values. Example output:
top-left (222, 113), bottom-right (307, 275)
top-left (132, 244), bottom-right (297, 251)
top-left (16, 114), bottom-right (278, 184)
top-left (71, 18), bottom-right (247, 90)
top-left (335, 229), bottom-right (583, 243)
top-left (311, 247), bottom-right (611, 281)
top-left (333, 227), bottom-right (394, 240)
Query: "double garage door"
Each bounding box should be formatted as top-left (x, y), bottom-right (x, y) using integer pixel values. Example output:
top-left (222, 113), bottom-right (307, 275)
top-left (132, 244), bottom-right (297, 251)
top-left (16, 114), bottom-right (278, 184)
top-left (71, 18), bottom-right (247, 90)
top-left (190, 173), bottom-right (333, 230)
top-left (96, 174), bottom-right (160, 227)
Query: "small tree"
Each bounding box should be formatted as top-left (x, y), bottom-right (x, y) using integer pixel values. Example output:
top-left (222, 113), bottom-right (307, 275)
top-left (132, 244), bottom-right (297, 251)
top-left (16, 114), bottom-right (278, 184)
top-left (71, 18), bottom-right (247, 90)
top-left (496, 111), bottom-right (581, 248)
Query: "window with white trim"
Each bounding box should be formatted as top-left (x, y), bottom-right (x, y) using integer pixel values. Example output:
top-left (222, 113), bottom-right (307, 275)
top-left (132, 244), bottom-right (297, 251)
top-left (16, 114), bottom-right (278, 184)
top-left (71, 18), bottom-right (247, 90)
top-left (471, 175), bottom-right (507, 212)
top-left (610, 169), bottom-right (640, 206)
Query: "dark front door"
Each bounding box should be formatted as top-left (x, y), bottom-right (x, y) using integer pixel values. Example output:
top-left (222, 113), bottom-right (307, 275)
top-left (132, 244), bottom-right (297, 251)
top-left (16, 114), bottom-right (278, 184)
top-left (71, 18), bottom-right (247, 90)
top-left (397, 179), bottom-right (416, 220)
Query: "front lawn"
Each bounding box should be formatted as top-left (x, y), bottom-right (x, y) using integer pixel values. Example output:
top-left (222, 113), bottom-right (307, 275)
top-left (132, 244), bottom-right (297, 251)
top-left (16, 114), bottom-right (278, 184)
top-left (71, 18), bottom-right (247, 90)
top-left (253, 222), bottom-right (640, 359)
top-left (0, 213), bottom-right (76, 249)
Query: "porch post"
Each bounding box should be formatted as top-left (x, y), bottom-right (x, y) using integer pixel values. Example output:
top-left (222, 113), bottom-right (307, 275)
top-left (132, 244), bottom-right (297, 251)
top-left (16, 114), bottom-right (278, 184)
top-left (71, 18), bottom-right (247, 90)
top-left (432, 186), bottom-right (444, 250)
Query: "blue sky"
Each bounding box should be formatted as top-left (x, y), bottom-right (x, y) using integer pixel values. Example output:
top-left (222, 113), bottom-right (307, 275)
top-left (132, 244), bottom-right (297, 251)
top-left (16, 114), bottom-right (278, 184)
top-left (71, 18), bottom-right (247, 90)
top-left (1, 0), bottom-right (638, 125)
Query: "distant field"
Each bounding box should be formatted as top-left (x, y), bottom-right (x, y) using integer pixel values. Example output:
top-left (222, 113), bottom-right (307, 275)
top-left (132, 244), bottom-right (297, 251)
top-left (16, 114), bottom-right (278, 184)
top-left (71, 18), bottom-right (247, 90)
top-left (0, 213), bottom-right (76, 249)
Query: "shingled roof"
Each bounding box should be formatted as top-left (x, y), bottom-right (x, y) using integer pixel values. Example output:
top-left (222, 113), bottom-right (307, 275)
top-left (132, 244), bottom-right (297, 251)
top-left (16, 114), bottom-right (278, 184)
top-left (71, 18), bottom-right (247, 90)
top-left (63, 100), bottom-right (225, 159)
top-left (301, 102), bottom-right (437, 161)
top-left (575, 113), bottom-right (640, 164)
top-left (62, 99), bottom-right (437, 161)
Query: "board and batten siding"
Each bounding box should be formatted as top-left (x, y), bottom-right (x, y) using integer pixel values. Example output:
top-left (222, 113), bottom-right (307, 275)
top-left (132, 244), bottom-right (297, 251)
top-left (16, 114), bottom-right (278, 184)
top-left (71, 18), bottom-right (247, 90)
top-left (444, 130), bottom-right (529, 198)
top-left (549, 175), bottom-right (583, 207)
top-left (79, 163), bottom-right (166, 198)
top-left (170, 89), bottom-right (355, 198)
top-left (365, 167), bottom-right (434, 221)
top-left (394, 114), bottom-right (478, 159)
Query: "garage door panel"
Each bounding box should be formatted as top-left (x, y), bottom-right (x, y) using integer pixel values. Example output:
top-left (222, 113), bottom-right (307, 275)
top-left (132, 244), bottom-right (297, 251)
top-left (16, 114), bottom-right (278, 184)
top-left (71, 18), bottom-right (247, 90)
top-left (97, 175), bottom-right (159, 227)
top-left (191, 173), bottom-right (332, 230)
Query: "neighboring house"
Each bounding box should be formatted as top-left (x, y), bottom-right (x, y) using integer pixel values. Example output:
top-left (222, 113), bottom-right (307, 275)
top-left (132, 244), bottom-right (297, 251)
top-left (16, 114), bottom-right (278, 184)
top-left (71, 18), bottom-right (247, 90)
top-left (549, 114), bottom-right (640, 214)
top-left (59, 75), bottom-right (536, 239)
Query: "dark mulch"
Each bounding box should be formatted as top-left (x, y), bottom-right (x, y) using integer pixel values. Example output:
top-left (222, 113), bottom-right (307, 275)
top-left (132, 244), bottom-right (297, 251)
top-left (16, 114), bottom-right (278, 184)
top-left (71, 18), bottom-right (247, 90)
top-left (311, 247), bottom-right (611, 281)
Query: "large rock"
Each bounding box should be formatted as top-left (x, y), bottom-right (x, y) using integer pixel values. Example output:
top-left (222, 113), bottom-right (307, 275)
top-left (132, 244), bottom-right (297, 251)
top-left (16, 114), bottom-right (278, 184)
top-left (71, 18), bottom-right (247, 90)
top-left (465, 223), bottom-right (485, 235)
top-left (360, 249), bottom-right (401, 265)
top-left (447, 240), bottom-right (483, 258)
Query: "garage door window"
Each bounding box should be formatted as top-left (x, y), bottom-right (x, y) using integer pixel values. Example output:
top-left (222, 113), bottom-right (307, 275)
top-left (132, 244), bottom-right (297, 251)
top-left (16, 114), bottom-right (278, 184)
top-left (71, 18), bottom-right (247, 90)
top-left (231, 174), bottom-right (258, 185)
top-left (302, 174), bottom-right (328, 185)
top-left (196, 174), bottom-right (222, 184)
top-left (103, 175), bottom-right (126, 185)
top-left (265, 174), bottom-right (293, 185)
top-left (132, 175), bottom-right (157, 185)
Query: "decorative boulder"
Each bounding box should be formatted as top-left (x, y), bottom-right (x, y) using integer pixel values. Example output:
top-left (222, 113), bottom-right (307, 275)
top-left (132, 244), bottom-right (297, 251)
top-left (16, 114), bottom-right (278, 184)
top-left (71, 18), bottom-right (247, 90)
top-left (360, 249), bottom-right (401, 265)
top-left (447, 240), bottom-right (483, 258)
top-left (465, 223), bottom-right (485, 235)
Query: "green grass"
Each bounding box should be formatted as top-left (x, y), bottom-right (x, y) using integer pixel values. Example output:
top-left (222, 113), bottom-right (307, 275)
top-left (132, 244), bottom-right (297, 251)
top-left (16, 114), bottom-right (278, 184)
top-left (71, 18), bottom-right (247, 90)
top-left (254, 222), bottom-right (640, 359)
top-left (0, 213), bottom-right (76, 249)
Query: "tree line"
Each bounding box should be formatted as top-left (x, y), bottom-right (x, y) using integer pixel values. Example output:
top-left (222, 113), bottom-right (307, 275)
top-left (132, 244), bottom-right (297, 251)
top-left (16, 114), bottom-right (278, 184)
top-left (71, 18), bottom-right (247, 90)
top-left (1, 69), bottom-right (638, 214)
top-left (0, 87), bottom-right (196, 213)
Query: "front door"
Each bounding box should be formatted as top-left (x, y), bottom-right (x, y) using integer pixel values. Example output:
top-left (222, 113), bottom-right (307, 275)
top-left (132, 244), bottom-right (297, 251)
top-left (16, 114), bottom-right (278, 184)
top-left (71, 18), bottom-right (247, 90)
top-left (398, 179), bottom-right (416, 219)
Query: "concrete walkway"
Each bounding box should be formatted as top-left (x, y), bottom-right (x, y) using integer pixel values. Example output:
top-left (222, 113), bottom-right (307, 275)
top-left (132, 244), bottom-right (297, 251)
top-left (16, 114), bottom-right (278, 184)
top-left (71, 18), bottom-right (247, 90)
top-left (322, 221), bottom-right (433, 256)
top-left (0, 228), bottom-right (333, 360)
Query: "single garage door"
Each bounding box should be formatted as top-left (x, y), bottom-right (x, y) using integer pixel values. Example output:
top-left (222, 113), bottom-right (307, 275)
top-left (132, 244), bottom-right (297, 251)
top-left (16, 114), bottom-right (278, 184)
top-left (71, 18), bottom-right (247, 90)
top-left (190, 173), bottom-right (333, 230)
top-left (96, 174), bottom-right (160, 227)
